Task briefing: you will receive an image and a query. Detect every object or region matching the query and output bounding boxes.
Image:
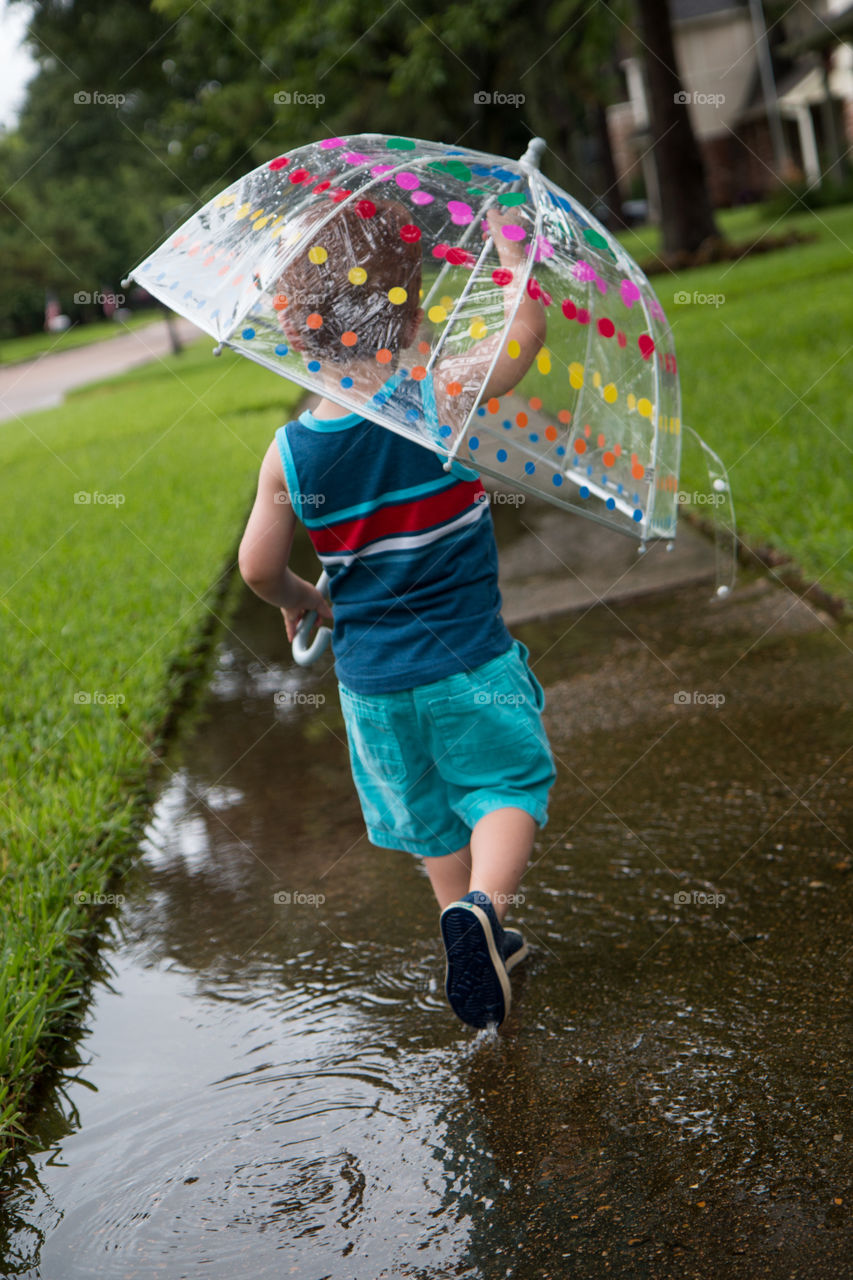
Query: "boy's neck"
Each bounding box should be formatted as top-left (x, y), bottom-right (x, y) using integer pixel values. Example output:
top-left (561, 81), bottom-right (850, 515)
top-left (310, 396), bottom-right (353, 420)
top-left (308, 360), bottom-right (401, 419)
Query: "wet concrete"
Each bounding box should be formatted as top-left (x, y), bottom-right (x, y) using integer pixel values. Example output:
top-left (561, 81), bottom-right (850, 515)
top-left (0, 319), bottom-right (205, 423)
top-left (1, 503), bottom-right (851, 1278)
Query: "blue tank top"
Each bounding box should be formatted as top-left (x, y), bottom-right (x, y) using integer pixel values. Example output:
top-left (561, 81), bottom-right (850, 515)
top-left (276, 403), bottom-right (512, 694)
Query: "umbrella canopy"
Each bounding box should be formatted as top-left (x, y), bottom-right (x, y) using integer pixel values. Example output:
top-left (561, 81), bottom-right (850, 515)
top-left (127, 133), bottom-right (683, 542)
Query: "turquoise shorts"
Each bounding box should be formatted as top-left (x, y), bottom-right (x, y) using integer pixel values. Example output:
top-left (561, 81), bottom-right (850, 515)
top-left (338, 641), bottom-right (556, 856)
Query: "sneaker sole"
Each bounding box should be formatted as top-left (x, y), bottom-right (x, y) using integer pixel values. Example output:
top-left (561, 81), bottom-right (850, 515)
top-left (439, 901), bottom-right (511, 1029)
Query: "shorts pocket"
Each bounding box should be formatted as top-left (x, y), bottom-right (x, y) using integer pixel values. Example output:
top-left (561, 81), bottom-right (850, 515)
top-left (339, 687), bottom-right (408, 784)
top-left (426, 655), bottom-right (547, 786)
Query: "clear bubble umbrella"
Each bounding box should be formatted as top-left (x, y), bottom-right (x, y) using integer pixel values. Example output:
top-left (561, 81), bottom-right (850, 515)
top-left (124, 133), bottom-right (734, 660)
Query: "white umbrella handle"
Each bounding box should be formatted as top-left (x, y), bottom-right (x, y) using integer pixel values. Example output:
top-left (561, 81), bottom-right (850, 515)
top-left (291, 570), bottom-right (332, 667)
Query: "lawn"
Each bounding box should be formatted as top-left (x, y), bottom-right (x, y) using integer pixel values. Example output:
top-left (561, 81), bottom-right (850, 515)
top-left (0, 196), bottom-right (850, 1170)
top-left (0, 342), bottom-right (302, 1168)
top-left (651, 202), bottom-right (853, 601)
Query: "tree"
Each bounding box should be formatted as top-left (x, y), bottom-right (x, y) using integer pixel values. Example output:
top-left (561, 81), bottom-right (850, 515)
top-left (633, 0), bottom-right (721, 255)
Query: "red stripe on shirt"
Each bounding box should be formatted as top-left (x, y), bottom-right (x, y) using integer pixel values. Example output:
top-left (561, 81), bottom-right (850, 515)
top-left (309, 479), bottom-right (485, 555)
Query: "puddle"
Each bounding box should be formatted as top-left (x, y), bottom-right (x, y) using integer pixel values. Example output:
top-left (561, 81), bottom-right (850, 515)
top-left (1, 508), bottom-right (850, 1279)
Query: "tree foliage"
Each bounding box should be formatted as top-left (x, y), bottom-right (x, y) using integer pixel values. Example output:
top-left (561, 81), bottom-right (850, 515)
top-left (2, 0), bottom-right (717, 336)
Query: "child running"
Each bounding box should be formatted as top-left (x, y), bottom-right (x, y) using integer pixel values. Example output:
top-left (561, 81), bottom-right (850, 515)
top-left (238, 197), bottom-right (556, 1028)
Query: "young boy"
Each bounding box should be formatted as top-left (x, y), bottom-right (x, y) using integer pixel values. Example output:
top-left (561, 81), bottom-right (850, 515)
top-left (238, 197), bottom-right (556, 1029)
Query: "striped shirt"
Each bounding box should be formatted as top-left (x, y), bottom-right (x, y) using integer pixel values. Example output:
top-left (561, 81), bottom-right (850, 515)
top-left (276, 405), bottom-right (512, 694)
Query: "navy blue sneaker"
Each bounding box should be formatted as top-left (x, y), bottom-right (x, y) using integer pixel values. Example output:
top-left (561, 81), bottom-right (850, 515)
top-left (439, 890), bottom-right (511, 1028)
top-left (501, 927), bottom-right (528, 972)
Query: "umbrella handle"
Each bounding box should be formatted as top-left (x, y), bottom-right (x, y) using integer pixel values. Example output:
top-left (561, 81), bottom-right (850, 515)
top-left (291, 570), bottom-right (333, 667)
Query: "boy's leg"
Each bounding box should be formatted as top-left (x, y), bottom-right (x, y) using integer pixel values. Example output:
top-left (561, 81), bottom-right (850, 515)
top-left (423, 844), bottom-right (472, 910)
top-left (469, 807), bottom-right (535, 922)
top-left (425, 807), bottom-right (534, 916)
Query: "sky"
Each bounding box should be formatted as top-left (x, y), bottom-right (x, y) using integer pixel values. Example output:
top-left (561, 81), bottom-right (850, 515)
top-left (0, 1), bottom-right (36, 128)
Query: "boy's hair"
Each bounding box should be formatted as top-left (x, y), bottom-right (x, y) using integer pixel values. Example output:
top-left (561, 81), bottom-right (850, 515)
top-left (275, 198), bottom-right (422, 366)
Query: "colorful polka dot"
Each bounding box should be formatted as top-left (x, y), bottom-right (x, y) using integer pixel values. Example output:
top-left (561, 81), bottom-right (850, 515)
top-left (448, 200), bottom-right (474, 224)
top-left (507, 339), bottom-right (521, 359)
top-left (497, 448), bottom-right (508, 462)
top-left (400, 224), bottom-right (421, 243)
top-left (493, 269), bottom-right (513, 286)
top-left (355, 199), bottom-right (376, 218)
top-left (524, 462), bottom-right (535, 475)
top-left (411, 365), bottom-right (427, 381)
top-left (428, 305), bottom-right (447, 323)
top-left (501, 223), bottom-right (526, 242)
top-left (552, 474), bottom-right (564, 486)
top-left (306, 313), bottom-right (322, 329)
top-left (341, 331), bottom-right (358, 347)
top-left (308, 245), bottom-right (328, 264)
top-left (469, 318), bottom-right (488, 339)
top-left (307, 360), bottom-right (321, 372)
top-left (274, 344), bottom-right (288, 356)
top-left (411, 190), bottom-right (434, 205)
top-left (376, 348), bottom-right (393, 364)
top-left (396, 172), bottom-right (420, 190)
top-left (349, 267), bottom-right (367, 285)
top-left (388, 287), bottom-right (407, 305)
top-left (603, 383), bottom-right (618, 404)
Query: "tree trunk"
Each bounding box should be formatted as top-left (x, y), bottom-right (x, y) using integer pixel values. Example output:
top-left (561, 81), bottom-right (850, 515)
top-left (635, 0), bottom-right (721, 254)
top-left (594, 100), bottom-right (627, 230)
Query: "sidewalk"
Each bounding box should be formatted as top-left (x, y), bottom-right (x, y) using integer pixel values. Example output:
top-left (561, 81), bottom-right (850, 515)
top-left (0, 318), bottom-right (207, 423)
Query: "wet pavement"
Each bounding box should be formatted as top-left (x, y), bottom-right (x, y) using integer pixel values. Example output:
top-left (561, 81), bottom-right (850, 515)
top-left (1, 502), bottom-right (850, 1279)
top-left (0, 319), bottom-right (205, 423)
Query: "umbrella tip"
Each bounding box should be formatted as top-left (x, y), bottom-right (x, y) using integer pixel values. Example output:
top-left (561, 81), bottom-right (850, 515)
top-left (519, 137), bottom-right (546, 173)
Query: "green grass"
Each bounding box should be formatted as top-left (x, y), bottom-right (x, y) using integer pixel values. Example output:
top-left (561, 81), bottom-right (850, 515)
top-left (0, 313), bottom-right (161, 367)
top-left (0, 342), bottom-right (302, 1168)
top-left (657, 202), bottom-right (853, 601)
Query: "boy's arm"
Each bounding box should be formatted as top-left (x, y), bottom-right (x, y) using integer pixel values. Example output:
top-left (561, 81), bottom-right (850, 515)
top-left (238, 439), bottom-right (333, 642)
top-left (432, 207), bottom-right (547, 424)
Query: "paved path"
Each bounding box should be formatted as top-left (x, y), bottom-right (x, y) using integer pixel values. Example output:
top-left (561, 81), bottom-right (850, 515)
top-left (0, 318), bottom-right (207, 423)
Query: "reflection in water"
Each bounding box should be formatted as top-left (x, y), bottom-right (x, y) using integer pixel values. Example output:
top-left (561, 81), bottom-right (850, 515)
top-left (1, 561), bottom-right (851, 1277)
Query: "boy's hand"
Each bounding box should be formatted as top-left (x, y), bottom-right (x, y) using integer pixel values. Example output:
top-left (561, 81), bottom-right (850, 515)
top-left (281, 577), bottom-right (333, 643)
top-left (484, 207), bottom-right (527, 266)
